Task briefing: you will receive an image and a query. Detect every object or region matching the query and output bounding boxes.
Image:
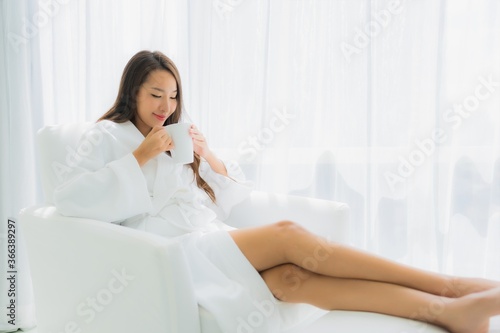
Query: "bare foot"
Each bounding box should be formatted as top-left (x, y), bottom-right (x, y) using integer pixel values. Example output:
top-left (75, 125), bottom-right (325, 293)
top-left (443, 276), bottom-right (500, 298)
top-left (439, 287), bottom-right (500, 333)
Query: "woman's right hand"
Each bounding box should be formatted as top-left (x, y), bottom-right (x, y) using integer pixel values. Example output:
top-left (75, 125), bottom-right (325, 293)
top-left (133, 126), bottom-right (174, 166)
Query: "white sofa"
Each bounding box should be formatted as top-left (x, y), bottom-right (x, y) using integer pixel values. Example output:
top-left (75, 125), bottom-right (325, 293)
top-left (19, 123), bottom-right (447, 333)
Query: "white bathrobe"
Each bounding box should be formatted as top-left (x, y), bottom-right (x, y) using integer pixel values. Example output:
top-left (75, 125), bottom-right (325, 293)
top-left (54, 120), bottom-right (325, 333)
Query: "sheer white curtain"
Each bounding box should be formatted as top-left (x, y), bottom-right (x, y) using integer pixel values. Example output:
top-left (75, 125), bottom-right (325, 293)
top-left (1, 0), bottom-right (499, 330)
top-left (1, 0), bottom-right (191, 329)
top-left (191, 0), bottom-right (500, 277)
top-left (438, 2), bottom-right (500, 278)
top-left (1, 0), bottom-right (41, 330)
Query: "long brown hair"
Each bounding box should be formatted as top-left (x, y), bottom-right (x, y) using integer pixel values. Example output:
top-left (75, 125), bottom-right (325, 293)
top-left (99, 50), bottom-right (216, 203)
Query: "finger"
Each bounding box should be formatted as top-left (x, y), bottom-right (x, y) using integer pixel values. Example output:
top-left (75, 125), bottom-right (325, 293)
top-left (167, 139), bottom-right (175, 150)
top-left (193, 135), bottom-right (205, 143)
top-left (192, 138), bottom-right (203, 146)
top-left (190, 125), bottom-right (201, 134)
top-left (189, 128), bottom-right (198, 137)
top-left (156, 129), bottom-right (171, 141)
top-left (190, 133), bottom-right (202, 141)
top-left (190, 129), bottom-right (204, 139)
top-left (162, 139), bottom-right (174, 151)
top-left (151, 126), bottom-right (165, 134)
top-left (150, 127), bottom-right (166, 140)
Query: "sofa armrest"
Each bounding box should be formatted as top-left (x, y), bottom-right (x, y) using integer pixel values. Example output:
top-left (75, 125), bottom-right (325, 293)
top-left (19, 206), bottom-right (200, 333)
top-left (225, 191), bottom-right (350, 243)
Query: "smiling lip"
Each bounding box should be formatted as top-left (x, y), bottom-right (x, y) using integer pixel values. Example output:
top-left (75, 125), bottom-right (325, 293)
top-left (153, 113), bottom-right (167, 121)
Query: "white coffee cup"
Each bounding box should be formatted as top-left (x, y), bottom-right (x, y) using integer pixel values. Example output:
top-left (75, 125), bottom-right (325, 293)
top-left (164, 123), bottom-right (194, 164)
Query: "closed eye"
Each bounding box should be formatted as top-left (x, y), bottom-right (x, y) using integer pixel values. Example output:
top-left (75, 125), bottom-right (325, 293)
top-left (170, 96), bottom-right (177, 100)
top-left (151, 94), bottom-right (162, 98)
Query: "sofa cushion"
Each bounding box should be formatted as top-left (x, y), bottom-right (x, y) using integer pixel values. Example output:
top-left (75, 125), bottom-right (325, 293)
top-left (287, 311), bottom-right (447, 333)
top-left (37, 122), bottom-right (93, 204)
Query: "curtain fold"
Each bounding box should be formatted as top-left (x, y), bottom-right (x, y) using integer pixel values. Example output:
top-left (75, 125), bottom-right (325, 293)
top-left (438, 0), bottom-right (500, 276)
top-left (1, 1), bottom-right (39, 330)
top-left (1, 0), bottom-right (499, 330)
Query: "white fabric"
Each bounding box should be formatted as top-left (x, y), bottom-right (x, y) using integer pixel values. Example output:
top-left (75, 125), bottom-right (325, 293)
top-left (287, 311), bottom-right (447, 333)
top-left (19, 205), bottom-right (201, 333)
top-left (37, 122), bottom-right (94, 204)
top-left (52, 120), bottom-right (253, 228)
top-left (19, 190), bottom-right (354, 333)
top-left (2, 0), bottom-right (500, 329)
top-left (52, 120), bottom-right (326, 332)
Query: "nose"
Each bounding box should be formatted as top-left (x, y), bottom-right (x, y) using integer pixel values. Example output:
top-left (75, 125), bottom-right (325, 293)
top-left (161, 98), bottom-right (176, 115)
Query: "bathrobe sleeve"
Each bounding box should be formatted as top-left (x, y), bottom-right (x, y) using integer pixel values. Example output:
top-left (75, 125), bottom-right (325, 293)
top-left (199, 159), bottom-right (254, 220)
top-left (53, 123), bottom-right (153, 223)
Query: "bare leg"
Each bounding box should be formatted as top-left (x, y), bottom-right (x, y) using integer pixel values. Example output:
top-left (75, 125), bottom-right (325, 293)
top-left (229, 221), bottom-right (499, 297)
top-left (260, 264), bottom-right (500, 333)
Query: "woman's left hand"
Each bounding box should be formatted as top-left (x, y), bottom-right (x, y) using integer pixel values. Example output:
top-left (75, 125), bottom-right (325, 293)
top-left (190, 125), bottom-right (211, 159)
top-left (189, 124), bottom-right (228, 176)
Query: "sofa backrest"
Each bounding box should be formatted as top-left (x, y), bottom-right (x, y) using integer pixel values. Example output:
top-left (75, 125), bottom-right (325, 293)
top-left (37, 122), bottom-right (93, 204)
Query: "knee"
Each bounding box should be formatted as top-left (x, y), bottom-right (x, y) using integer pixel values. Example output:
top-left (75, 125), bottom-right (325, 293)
top-left (272, 220), bottom-right (305, 240)
top-left (261, 264), bottom-right (312, 302)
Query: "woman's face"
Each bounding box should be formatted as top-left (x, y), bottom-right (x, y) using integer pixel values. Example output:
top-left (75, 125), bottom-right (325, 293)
top-left (134, 69), bottom-right (178, 136)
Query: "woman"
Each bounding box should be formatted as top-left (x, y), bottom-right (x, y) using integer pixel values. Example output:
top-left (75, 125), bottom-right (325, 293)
top-left (54, 50), bottom-right (500, 333)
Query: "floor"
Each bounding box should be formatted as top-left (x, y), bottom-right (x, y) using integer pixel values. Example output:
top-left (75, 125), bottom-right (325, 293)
top-left (15, 315), bottom-right (500, 333)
